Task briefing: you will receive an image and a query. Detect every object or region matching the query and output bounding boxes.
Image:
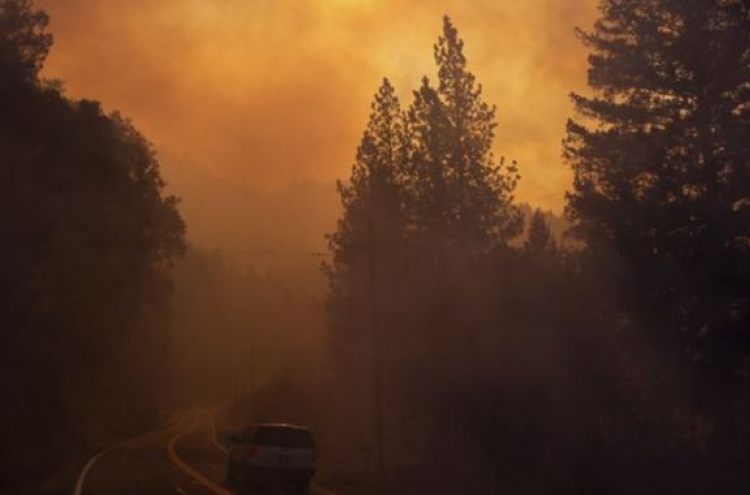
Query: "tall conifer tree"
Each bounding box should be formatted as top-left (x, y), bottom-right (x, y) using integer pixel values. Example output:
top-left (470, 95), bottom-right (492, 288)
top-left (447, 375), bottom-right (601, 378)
top-left (566, 0), bottom-right (750, 355)
top-left (406, 17), bottom-right (521, 261)
top-left (326, 79), bottom-right (406, 360)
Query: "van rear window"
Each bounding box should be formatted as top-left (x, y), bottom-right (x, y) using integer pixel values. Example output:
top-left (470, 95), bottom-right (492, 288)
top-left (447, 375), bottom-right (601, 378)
top-left (253, 426), bottom-right (315, 448)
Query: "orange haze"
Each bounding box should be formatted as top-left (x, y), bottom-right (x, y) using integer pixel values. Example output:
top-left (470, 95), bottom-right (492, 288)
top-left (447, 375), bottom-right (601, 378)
top-left (38, 0), bottom-right (598, 255)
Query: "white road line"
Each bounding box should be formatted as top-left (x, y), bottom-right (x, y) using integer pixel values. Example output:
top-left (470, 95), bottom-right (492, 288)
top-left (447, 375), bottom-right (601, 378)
top-left (72, 445), bottom-right (118, 495)
top-left (209, 409), bottom-right (229, 456)
top-left (73, 413), bottom-right (190, 495)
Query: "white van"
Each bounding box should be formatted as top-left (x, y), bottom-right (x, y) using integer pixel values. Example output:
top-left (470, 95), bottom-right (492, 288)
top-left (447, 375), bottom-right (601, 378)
top-left (227, 423), bottom-right (316, 493)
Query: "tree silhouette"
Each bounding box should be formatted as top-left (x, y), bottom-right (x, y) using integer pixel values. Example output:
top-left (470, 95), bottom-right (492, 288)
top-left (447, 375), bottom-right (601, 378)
top-left (524, 209), bottom-right (556, 254)
top-left (406, 16), bottom-right (522, 262)
top-left (0, 0), bottom-right (185, 483)
top-left (565, 0), bottom-right (750, 470)
top-left (325, 19), bottom-right (530, 493)
top-left (566, 0), bottom-right (750, 358)
top-left (325, 78), bottom-right (407, 366)
top-left (0, 0), bottom-right (50, 86)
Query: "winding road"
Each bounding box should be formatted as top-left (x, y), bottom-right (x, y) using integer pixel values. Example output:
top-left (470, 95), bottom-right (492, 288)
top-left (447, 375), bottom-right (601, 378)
top-left (74, 409), bottom-right (334, 495)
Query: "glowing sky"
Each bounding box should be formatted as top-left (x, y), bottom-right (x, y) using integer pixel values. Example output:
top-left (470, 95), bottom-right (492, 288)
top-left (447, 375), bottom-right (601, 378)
top-left (37, 0), bottom-right (599, 250)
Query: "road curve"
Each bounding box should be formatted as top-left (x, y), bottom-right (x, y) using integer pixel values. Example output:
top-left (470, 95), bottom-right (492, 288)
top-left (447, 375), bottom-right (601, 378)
top-left (75, 408), bottom-right (337, 495)
top-left (167, 411), bottom-right (232, 495)
top-left (74, 410), bottom-right (218, 494)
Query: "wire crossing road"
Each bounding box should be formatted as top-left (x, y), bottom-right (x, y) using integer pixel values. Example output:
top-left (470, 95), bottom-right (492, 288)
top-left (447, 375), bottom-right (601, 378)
top-left (75, 409), bottom-right (334, 495)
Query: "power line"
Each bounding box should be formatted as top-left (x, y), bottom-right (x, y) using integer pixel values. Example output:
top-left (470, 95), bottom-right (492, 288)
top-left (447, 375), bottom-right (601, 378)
top-left (196, 244), bottom-right (372, 258)
top-left (199, 248), bottom-right (332, 258)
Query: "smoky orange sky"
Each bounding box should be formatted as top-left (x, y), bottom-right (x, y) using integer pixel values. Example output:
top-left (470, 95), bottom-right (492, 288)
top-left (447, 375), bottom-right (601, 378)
top-left (37, 0), bottom-right (598, 256)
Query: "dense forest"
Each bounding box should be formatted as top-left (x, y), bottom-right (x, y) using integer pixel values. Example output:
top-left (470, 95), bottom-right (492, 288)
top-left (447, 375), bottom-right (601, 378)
top-left (325, 6), bottom-right (750, 495)
top-left (0, 0), bottom-right (186, 485)
top-left (1, 0), bottom-right (749, 494)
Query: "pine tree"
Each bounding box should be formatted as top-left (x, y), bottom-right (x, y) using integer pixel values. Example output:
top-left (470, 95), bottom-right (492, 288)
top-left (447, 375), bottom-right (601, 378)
top-left (525, 209), bottom-right (557, 254)
top-left (565, 0), bottom-right (750, 355)
top-left (565, 0), bottom-right (750, 459)
top-left (406, 16), bottom-right (521, 262)
top-left (0, 0), bottom-right (51, 86)
top-left (325, 78), bottom-right (406, 362)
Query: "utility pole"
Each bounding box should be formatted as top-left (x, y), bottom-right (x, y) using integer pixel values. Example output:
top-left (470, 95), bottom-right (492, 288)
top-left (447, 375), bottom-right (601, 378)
top-left (366, 211), bottom-right (387, 494)
top-left (233, 354), bottom-right (240, 403)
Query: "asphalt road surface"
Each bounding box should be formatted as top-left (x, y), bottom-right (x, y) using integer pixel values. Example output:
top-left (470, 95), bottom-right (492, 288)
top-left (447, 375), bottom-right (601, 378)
top-left (75, 409), bottom-right (334, 495)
